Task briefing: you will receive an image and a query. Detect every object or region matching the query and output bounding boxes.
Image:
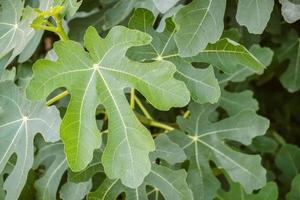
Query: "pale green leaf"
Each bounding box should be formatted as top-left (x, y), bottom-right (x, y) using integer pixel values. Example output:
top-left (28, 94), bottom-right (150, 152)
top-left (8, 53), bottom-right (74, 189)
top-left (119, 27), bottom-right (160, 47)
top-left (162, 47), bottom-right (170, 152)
top-left (279, 0), bottom-right (300, 23)
top-left (190, 38), bottom-right (265, 75)
top-left (0, 68), bottom-right (15, 82)
top-left (0, 81), bottom-right (60, 200)
top-left (170, 103), bottom-right (269, 193)
top-left (153, 0), bottom-right (180, 13)
top-left (60, 180), bottom-right (92, 200)
top-left (27, 26), bottom-right (189, 188)
top-left (63, 0), bottom-right (83, 16)
top-left (0, 0), bottom-right (37, 66)
top-left (286, 174), bottom-right (300, 200)
top-left (128, 8), bottom-right (220, 104)
top-left (174, 0), bottom-right (226, 57)
top-left (236, 0), bottom-right (274, 34)
top-left (33, 142), bottom-right (68, 200)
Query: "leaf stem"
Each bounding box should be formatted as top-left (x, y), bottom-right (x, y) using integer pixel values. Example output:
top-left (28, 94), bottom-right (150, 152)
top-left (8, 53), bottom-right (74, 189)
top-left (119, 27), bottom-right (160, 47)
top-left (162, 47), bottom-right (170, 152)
top-left (130, 88), bottom-right (135, 109)
top-left (46, 90), bottom-right (69, 106)
top-left (53, 14), bottom-right (69, 41)
top-left (134, 96), bottom-right (153, 120)
top-left (31, 24), bottom-right (57, 32)
top-left (136, 113), bottom-right (174, 132)
top-left (183, 110), bottom-right (190, 118)
top-left (31, 7), bottom-right (69, 41)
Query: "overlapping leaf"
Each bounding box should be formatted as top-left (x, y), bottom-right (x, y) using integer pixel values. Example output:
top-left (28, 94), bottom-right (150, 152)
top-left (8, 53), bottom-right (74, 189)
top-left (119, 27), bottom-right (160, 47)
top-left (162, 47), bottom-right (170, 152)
top-left (128, 8), bottom-right (220, 104)
top-left (190, 38), bottom-right (265, 75)
top-left (60, 180), bottom-right (92, 200)
top-left (27, 26), bottom-right (190, 188)
top-left (236, 0), bottom-right (274, 34)
top-left (173, 0), bottom-right (226, 57)
top-left (0, 0), bottom-right (37, 66)
top-left (0, 81), bottom-right (61, 200)
top-left (277, 31), bottom-right (300, 92)
top-left (89, 137), bottom-right (192, 200)
top-left (219, 177), bottom-right (278, 200)
top-left (169, 103), bottom-right (269, 197)
top-left (275, 144), bottom-right (300, 182)
top-left (33, 142), bottom-right (68, 200)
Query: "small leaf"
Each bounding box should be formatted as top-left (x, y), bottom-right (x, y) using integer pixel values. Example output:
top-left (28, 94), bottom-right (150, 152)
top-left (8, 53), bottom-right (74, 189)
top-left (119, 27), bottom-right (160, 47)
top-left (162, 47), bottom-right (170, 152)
top-left (0, 81), bottom-right (61, 200)
top-left (150, 134), bottom-right (186, 165)
top-left (236, 0), bottom-right (274, 34)
top-left (60, 180), bottom-right (92, 200)
top-left (174, 0), bottom-right (226, 57)
top-left (279, 0), bottom-right (300, 23)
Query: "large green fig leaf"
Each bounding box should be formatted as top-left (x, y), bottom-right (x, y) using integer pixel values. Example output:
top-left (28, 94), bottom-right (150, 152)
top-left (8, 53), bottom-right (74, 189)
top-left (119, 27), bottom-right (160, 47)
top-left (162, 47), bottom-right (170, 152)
top-left (27, 26), bottom-right (190, 188)
top-left (128, 8), bottom-right (220, 104)
top-left (169, 103), bottom-right (269, 196)
top-left (174, 0), bottom-right (226, 57)
top-left (0, 81), bottom-right (61, 200)
top-left (236, 0), bottom-right (274, 34)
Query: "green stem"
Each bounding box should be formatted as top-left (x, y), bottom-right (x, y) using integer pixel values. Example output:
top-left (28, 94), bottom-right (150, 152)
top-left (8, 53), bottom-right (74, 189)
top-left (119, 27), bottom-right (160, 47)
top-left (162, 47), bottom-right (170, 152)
top-left (136, 113), bottom-right (174, 132)
top-left (53, 14), bottom-right (69, 41)
top-left (31, 24), bottom-right (57, 32)
top-left (130, 88), bottom-right (135, 109)
top-left (134, 96), bottom-right (153, 120)
top-left (47, 90), bottom-right (69, 106)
